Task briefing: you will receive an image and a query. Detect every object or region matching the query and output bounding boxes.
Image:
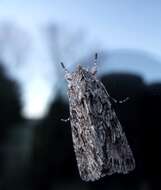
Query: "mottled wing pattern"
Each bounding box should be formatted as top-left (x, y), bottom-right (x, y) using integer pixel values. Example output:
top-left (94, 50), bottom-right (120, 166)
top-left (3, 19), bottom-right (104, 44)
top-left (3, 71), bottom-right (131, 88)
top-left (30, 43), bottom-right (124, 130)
top-left (69, 77), bottom-right (135, 181)
top-left (94, 80), bottom-right (136, 175)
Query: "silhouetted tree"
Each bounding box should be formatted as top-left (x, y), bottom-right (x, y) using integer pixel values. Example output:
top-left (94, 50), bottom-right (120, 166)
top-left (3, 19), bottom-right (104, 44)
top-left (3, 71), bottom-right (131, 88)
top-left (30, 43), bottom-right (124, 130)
top-left (30, 96), bottom-right (81, 190)
top-left (0, 63), bottom-right (22, 129)
top-left (0, 62), bottom-right (22, 186)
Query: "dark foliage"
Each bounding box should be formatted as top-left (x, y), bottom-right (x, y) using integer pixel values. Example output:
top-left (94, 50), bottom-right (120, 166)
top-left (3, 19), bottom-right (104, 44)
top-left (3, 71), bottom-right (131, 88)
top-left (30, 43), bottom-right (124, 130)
top-left (0, 62), bottom-right (22, 189)
top-left (30, 72), bottom-right (161, 190)
top-left (31, 97), bottom-right (81, 190)
top-left (0, 63), bottom-right (22, 128)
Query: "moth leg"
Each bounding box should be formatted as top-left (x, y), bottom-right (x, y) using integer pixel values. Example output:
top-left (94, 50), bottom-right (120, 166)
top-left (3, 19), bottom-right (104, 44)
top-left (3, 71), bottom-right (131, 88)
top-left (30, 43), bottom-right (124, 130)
top-left (99, 81), bottom-right (130, 104)
top-left (109, 96), bottom-right (129, 104)
top-left (61, 117), bottom-right (70, 122)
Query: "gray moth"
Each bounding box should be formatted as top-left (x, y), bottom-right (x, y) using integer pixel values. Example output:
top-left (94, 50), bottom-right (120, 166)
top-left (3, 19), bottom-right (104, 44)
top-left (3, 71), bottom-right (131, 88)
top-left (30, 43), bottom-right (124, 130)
top-left (61, 54), bottom-right (135, 181)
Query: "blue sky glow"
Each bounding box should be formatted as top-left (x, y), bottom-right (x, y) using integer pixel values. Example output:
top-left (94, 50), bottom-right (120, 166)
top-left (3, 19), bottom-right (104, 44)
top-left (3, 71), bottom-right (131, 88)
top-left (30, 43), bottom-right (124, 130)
top-left (0, 0), bottom-right (161, 118)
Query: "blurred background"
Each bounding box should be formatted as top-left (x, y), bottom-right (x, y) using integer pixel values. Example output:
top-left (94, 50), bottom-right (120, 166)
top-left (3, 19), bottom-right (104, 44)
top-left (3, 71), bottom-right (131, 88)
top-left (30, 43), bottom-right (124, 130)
top-left (0, 0), bottom-right (160, 189)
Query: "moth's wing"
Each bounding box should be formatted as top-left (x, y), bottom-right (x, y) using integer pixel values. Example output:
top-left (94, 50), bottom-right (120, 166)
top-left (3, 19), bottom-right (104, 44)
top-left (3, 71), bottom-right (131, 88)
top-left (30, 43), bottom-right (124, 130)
top-left (89, 79), bottom-right (135, 176)
top-left (69, 99), bottom-right (104, 181)
top-left (104, 109), bottom-right (135, 175)
top-left (69, 78), bottom-right (135, 181)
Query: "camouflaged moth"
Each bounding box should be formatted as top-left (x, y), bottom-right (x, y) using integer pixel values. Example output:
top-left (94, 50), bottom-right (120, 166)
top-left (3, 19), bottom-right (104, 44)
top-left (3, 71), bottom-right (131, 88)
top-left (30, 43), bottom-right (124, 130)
top-left (61, 54), bottom-right (135, 181)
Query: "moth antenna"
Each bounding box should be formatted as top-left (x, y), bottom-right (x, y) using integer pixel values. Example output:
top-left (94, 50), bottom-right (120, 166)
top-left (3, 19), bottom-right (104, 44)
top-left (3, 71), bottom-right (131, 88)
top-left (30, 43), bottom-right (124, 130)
top-left (91, 53), bottom-right (98, 75)
top-left (94, 53), bottom-right (98, 64)
top-left (60, 62), bottom-right (72, 81)
top-left (60, 62), bottom-right (69, 73)
top-left (60, 62), bottom-right (65, 69)
top-left (60, 62), bottom-right (68, 71)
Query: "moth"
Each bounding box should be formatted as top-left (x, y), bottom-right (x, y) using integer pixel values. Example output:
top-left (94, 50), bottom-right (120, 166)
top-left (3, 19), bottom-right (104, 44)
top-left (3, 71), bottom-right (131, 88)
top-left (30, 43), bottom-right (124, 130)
top-left (61, 54), bottom-right (135, 181)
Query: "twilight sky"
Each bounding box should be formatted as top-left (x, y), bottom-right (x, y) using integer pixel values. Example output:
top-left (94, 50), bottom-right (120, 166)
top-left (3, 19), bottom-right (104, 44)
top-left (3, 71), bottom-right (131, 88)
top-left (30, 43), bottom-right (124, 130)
top-left (0, 0), bottom-right (161, 118)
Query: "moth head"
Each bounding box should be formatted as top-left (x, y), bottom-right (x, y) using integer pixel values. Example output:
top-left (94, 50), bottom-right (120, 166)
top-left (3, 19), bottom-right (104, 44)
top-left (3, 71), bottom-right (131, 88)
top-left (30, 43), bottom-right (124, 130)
top-left (60, 53), bottom-right (98, 87)
top-left (76, 64), bottom-right (86, 78)
top-left (76, 53), bottom-right (98, 76)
